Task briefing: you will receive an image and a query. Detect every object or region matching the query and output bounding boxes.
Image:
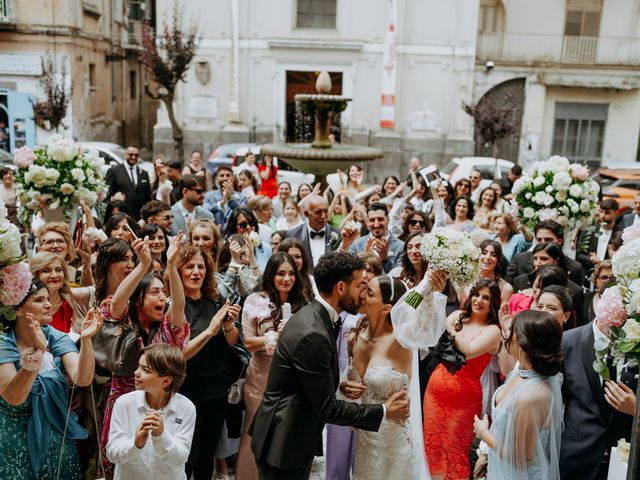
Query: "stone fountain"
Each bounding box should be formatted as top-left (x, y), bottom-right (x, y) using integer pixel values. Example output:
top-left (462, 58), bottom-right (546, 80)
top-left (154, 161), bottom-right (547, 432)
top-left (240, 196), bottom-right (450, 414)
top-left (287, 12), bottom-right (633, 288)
top-left (261, 71), bottom-right (383, 182)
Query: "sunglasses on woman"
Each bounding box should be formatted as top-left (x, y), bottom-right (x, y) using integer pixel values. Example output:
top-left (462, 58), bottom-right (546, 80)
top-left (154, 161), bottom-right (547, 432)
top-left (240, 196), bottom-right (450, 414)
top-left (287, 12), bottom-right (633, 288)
top-left (408, 219), bottom-right (426, 227)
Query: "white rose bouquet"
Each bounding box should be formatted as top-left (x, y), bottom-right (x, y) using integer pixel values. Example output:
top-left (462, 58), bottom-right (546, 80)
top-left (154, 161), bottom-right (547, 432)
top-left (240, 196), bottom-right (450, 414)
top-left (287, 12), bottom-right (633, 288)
top-left (13, 135), bottom-right (107, 229)
top-left (403, 227), bottom-right (479, 309)
top-left (593, 224), bottom-right (640, 379)
top-left (512, 156), bottom-right (599, 231)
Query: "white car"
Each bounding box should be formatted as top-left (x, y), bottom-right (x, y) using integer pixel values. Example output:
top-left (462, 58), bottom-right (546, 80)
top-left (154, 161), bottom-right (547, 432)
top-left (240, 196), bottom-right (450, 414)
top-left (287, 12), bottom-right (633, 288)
top-left (441, 156), bottom-right (514, 185)
top-left (232, 146), bottom-right (315, 195)
top-left (81, 141), bottom-right (156, 183)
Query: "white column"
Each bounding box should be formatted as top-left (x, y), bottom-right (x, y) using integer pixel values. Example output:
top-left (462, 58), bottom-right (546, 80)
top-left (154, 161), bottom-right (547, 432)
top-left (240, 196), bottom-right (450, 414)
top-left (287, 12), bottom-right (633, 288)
top-left (227, 0), bottom-right (241, 123)
top-left (519, 75), bottom-right (546, 171)
top-left (379, 0), bottom-right (398, 129)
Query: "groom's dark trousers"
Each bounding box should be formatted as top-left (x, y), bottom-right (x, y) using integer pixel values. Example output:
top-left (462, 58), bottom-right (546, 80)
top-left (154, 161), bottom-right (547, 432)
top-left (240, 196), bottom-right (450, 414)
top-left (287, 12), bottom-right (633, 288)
top-left (250, 299), bottom-right (384, 480)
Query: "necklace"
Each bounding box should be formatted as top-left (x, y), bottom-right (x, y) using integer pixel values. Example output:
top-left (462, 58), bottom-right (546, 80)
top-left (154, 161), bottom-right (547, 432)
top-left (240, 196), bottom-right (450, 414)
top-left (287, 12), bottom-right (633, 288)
top-left (518, 367), bottom-right (539, 379)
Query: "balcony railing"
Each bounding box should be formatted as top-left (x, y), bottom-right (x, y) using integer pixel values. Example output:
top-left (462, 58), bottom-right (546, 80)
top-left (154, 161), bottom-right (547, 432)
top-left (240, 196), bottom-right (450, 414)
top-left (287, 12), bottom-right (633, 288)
top-left (477, 32), bottom-right (640, 66)
top-left (122, 19), bottom-right (143, 48)
top-left (0, 0), bottom-right (16, 24)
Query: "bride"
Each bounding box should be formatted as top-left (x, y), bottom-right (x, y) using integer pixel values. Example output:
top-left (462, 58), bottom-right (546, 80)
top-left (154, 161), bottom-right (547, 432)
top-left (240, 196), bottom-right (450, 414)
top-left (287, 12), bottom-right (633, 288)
top-left (340, 270), bottom-right (448, 479)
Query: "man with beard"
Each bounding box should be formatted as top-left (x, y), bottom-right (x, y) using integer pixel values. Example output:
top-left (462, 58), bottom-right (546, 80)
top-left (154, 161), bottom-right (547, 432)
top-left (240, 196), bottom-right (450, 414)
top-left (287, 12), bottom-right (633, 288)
top-left (251, 252), bottom-right (410, 480)
top-left (348, 202), bottom-right (404, 273)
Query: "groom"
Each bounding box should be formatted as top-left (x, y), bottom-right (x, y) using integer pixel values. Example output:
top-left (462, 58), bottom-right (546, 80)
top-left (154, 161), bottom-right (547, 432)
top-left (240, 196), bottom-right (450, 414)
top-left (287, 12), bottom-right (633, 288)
top-left (251, 252), bottom-right (410, 479)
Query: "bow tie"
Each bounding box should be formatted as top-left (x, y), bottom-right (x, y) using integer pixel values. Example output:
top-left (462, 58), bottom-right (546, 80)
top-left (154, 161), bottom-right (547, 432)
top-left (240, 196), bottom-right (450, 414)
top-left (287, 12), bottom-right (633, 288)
top-left (310, 229), bottom-right (325, 239)
top-left (332, 317), bottom-right (343, 338)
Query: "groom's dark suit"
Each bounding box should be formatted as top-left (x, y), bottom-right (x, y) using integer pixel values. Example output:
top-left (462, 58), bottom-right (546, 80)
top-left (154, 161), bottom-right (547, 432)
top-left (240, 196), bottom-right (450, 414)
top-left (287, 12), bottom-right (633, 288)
top-left (251, 299), bottom-right (384, 478)
top-left (560, 322), bottom-right (636, 480)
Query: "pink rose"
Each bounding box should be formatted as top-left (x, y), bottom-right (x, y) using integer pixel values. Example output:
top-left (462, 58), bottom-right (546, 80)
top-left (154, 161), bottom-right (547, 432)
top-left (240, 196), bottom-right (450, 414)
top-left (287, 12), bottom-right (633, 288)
top-left (0, 262), bottom-right (33, 306)
top-left (596, 286), bottom-right (628, 328)
top-left (13, 146), bottom-right (36, 169)
top-left (570, 164), bottom-right (589, 181)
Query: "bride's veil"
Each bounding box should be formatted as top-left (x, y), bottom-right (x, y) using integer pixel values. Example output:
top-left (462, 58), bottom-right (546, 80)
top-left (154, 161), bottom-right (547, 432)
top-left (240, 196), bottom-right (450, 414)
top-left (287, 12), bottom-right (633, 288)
top-left (391, 283), bottom-right (449, 480)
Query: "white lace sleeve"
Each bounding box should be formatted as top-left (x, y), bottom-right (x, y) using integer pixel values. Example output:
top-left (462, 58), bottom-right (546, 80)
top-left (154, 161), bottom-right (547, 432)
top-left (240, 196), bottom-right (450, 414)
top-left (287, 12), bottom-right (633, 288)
top-left (390, 278), bottom-right (447, 350)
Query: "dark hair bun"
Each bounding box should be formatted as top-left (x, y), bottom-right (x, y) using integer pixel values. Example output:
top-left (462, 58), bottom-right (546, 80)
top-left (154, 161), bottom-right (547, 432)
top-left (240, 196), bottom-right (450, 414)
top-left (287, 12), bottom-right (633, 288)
top-left (529, 350), bottom-right (564, 376)
top-left (510, 310), bottom-right (564, 377)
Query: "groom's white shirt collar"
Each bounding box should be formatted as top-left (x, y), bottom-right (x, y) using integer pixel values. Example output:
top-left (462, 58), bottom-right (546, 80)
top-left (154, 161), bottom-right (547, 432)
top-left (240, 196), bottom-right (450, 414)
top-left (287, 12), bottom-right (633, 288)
top-left (315, 294), bottom-right (340, 326)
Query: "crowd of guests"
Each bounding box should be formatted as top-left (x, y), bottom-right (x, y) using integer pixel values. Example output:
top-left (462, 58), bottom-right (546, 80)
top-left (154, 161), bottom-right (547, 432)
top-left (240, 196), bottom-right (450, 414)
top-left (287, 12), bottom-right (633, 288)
top-left (0, 147), bottom-right (639, 480)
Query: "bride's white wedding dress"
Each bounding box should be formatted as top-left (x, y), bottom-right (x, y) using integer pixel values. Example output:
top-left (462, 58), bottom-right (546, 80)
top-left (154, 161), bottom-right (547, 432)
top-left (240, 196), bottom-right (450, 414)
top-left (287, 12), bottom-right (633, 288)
top-left (345, 278), bottom-right (448, 480)
top-left (348, 362), bottom-right (424, 479)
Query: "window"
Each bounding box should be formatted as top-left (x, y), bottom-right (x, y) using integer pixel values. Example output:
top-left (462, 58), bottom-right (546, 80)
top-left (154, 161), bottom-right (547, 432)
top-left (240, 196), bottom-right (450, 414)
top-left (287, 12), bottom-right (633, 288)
top-left (565, 0), bottom-right (601, 36)
top-left (89, 63), bottom-right (96, 92)
top-left (129, 70), bottom-right (137, 99)
top-left (478, 0), bottom-right (504, 34)
top-left (552, 102), bottom-right (608, 164)
top-left (297, 0), bottom-right (336, 29)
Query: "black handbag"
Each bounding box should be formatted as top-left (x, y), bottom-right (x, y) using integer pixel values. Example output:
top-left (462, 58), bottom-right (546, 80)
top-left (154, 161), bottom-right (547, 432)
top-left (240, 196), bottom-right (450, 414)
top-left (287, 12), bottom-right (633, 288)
top-left (92, 317), bottom-right (141, 377)
top-left (227, 343), bottom-right (251, 404)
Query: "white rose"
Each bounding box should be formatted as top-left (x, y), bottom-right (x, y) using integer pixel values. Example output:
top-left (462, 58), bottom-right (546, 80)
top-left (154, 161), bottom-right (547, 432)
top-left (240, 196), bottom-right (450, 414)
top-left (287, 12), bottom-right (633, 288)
top-left (555, 190), bottom-right (568, 202)
top-left (580, 199), bottom-right (591, 213)
top-left (622, 319), bottom-right (640, 341)
top-left (567, 199), bottom-right (579, 213)
top-left (545, 185), bottom-right (553, 193)
top-left (533, 191), bottom-right (547, 205)
top-left (60, 183), bottom-right (75, 195)
top-left (548, 155), bottom-right (570, 170)
top-left (552, 171), bottom-right (572, 190)
top-left (569, 184), bottom-right (583, 198)
top-left (47, 137), bottom-right (79, 162)
top-left (511, 177), bottom-right (529, 195)
top-left (543, 193), bottom-right (554, 206)
top-left (248, 231), bottom-right (261, 247)
top-left (75, 160), bottom-right (83, 168)
top-left (626, 279), bottom-right (640, 315)
top-left (533, 176), bottom-right (546, 187)
top-left (71, 168), bottom-right (86, 182)
top-left (525, 192), bottom-right (532, 200)
top-left (523, 207), bottom-right (535, 219)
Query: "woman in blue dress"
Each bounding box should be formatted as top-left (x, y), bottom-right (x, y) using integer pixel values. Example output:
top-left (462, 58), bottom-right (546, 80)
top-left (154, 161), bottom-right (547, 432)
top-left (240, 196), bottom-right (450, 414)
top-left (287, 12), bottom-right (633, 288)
top-left (0, 278), bottom-right (101, 479)
top-left (473, 310), bottom-right (563, 480)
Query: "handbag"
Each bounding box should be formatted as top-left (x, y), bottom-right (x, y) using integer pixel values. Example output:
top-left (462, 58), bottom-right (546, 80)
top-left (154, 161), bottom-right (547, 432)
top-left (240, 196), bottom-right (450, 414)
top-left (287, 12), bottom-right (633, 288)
top-left (227, 344), bottom-right (251, 405)
top-left (92, 317), bottom-right (140, 377)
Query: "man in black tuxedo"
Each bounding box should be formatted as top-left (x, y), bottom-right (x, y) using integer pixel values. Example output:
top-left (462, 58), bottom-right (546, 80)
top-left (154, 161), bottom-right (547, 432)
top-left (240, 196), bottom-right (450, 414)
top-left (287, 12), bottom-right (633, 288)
top-left (251, 252), bottom-right (410, 480)
top-left (506, 219), bottom-right (584, 286)
top-left (619, 192), bottom-right (640, 229)
top-left (105, 146), bottom-right (151, 219)
top-left (287, 195), bottom-right (341, 266)
top-left (561, 318), bottom-right (637, 479)
top-left (576, 199), bottom-right (623, 278)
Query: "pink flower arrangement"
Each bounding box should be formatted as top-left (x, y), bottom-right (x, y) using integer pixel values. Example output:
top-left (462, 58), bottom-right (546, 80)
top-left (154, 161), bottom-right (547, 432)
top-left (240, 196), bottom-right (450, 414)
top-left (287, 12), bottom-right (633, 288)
top-left (0, 262), bottom-right (32, 306)
top-left (596, 286), bottom-right (628, 328)
top-left (13, 147), bottom-right (36, 169)
top-left (570, 163), bottom-right (589, 181)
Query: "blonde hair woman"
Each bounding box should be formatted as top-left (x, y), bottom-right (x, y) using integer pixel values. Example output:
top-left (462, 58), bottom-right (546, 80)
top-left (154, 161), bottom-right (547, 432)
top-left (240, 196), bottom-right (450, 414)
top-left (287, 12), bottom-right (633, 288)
top-left (187, 218), bottom-right (222, 265)
top-left (29, 252), bottom-right (88, 333)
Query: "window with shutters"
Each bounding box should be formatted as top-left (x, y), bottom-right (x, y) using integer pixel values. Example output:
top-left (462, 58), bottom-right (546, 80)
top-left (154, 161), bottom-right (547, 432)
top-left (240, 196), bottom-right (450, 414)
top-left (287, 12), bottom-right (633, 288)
top-left (564, 0), bottom-right (601, 36)
top-left (478, 0), bottom-right (504, 33)
top-left (552, 102), bottom-right (608, 165)
top-left (296, 0), bottom-right (336, 29)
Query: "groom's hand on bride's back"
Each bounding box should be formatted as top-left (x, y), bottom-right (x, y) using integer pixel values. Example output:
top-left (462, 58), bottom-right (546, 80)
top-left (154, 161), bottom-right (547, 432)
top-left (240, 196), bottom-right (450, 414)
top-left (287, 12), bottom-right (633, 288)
top-left (384, 390), bottom-right (410, 422)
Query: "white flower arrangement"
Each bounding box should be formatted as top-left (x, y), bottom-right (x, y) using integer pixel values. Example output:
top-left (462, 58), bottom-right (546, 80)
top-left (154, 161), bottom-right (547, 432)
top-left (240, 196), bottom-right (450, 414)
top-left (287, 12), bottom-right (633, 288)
top-left (13, 135), bottom-right (108, 229)
top-left (418, 227), bottom-right (480, 288)
top-left (512, 156), bottom-right (599, 230)
top-left (0, 199), bottom-right (22, 266)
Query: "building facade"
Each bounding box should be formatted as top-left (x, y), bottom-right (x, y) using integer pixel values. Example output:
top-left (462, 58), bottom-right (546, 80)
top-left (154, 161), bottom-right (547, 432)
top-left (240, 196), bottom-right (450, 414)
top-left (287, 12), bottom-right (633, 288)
top-left (154, 0), bottom-right (640, 181)
top-left (0, 0), bottom-right (157, 152)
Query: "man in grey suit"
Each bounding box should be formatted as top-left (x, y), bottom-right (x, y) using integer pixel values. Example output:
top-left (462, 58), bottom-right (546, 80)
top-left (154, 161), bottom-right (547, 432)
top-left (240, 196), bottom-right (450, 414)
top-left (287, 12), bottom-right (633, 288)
top-left (170, 174), bottom-right (214, 235)
top-left (287, 195), bottom-right (341, 266)
top-left (348, 202), bottom-right (404, 273)
top-left (619, 192), bottom-right (640, 229)
top-left (251, 252), bottom-right (410, 480)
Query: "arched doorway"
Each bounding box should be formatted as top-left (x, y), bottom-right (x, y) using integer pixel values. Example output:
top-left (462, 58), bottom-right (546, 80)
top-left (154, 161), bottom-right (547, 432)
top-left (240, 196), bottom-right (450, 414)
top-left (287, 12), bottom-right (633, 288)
top-left (474, 78), bottom-right (525, 162)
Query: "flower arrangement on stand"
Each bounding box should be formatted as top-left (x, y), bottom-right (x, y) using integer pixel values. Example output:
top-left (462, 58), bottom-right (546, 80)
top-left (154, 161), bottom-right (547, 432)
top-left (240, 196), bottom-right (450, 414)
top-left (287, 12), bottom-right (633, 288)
top-left (593, 222), bottom-right (640, 379)
top-left (13, 135), bottom-right (107, 230)
top-left (0, 198), bottom-right (33, 320)
top-left (511, 156), bottom-right (600, 231)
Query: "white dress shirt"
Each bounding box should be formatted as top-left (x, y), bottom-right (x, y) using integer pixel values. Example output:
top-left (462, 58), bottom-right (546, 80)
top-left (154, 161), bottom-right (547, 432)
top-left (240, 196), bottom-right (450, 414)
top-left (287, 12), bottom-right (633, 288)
top-left (106, 390), bottom-right (196, 480)
top-left (596, 227), bottom-right (613, 261)
top-left (308, 224), bottom-right (327, 266)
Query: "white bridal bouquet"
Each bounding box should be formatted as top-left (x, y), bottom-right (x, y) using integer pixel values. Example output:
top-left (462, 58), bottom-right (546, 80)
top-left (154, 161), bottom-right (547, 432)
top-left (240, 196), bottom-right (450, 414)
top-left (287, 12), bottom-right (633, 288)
top-left (13, 135), bottom-right (108, 228)
top-left (512, 155), bottom-right (599, 231)
top-left (404, 228), bottom-right (480, 309)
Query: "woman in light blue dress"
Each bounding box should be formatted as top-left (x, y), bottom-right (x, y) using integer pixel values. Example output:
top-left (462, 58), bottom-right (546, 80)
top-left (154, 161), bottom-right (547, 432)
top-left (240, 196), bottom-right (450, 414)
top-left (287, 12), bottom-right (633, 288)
top-left (473, 310), bottom-right (563, 480)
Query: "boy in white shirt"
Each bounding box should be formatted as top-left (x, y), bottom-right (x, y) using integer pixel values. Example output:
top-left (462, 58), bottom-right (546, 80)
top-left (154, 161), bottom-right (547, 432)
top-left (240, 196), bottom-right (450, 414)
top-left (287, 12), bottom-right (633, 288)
top-left (106, 344), bottom-right (196, 480)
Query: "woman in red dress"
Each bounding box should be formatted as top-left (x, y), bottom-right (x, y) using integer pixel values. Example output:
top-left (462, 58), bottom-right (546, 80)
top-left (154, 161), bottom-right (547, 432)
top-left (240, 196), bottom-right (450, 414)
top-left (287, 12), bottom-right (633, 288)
top-left (257, 154), bottom-right (278, 198)
top-left (423, 279), bottom-right (502, 480)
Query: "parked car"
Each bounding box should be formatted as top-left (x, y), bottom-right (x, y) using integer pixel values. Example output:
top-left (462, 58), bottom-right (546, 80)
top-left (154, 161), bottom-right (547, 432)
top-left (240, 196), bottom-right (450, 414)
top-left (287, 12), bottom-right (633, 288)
top-left (81, 141), bottom-right (155, 184)
top-left (207, 143), bottom-right (255, 174)
top-left (440, 156), bottom-right (514, 185)
top-left (208, 144), bottom-right (315, 195)
top-left (591, 167), bottom-right (640, 212)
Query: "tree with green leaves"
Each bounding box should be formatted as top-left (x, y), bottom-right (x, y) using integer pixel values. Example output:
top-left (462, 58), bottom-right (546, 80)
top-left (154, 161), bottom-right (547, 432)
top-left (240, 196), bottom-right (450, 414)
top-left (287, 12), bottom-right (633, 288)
top-left (139, 3), bottom-right (198, 162)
